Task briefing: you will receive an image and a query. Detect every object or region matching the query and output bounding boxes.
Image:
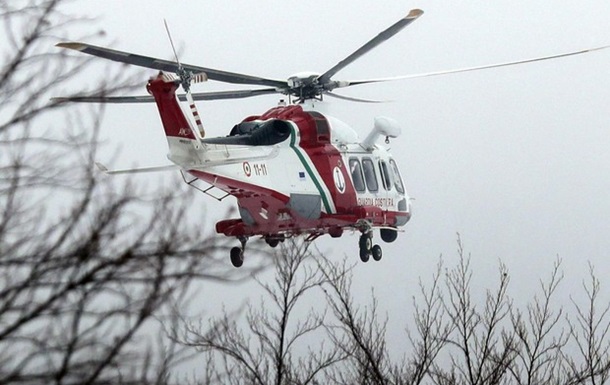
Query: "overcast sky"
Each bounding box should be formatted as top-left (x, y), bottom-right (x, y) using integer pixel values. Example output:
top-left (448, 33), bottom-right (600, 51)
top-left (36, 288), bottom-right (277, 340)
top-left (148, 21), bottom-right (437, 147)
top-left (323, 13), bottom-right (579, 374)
top-left (62, 0), bottom-right (610, 355)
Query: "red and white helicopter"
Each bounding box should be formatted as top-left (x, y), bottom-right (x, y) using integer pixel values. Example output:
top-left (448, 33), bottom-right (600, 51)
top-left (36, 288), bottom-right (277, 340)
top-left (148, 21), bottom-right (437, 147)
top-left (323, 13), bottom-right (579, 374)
top-left (55, 9), bottom-right (608, 267)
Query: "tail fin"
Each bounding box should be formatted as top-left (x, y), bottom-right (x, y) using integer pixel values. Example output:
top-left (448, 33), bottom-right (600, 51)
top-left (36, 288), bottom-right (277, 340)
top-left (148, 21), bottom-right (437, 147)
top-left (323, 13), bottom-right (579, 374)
top-left (147, 73), bottom-right (202, 163)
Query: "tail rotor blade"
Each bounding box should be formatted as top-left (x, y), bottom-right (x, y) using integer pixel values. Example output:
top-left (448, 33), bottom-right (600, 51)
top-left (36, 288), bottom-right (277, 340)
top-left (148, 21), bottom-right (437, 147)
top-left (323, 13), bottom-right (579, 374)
top-left (192, 73), bottom-right (208, 83)
top-left (163, 19), bottom-right (181, 65)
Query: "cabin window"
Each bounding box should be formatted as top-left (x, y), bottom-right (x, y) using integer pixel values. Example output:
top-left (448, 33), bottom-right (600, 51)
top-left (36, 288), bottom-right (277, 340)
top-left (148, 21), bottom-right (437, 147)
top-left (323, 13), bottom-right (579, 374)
top-left (362, 158), bottom-right (378, 192)
top-left (389, 159), bottom-right (405, 194)
top-left (379, 160), bottom-right (392, 191)
top-left (349, 158), bottom-right (366, 192)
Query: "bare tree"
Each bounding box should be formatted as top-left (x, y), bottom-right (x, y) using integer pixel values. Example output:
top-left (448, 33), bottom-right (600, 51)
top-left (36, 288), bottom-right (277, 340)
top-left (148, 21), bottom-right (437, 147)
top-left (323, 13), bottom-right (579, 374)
top-left (318, 240), bottom-right (610, 385)
top-left (432, 239), bottom-right (517, 385)
top-left (400, 260), bottom-right (453, 385)
top-left (177, 240), bottom-right (343, 385)
top-left (318, 239), bottom-right (517, 385)
top-left (508, 259), bottom-right (568, 385)
top-left (178, 247), bottom-right (451, 385)
top-left (171, 238), bottom-right (610, 385)
top-left (563, 264), bottom-right (610, 385)
top-left (0, 1), bottom-right (249, 383)
top-left (318, 256), bottom-right (392, 385)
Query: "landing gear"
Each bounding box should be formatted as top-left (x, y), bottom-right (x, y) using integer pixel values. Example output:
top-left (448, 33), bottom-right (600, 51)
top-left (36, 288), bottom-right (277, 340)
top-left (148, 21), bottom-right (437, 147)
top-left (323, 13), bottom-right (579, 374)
top-left (358, 231), bottom-right (383, 263)
top-left (230, 236), bottom-right (248, 268)
top-left (266, 238), bottom-right (280, 248)
top-left (230, 247), bottom-right (243, 268)
top-left (372, 244), bottom-right (383, 261)
top-left (265, 234), bottom-right (285, 248)
top-left (359, 233), bottom-right (371, 262)
top-left (358, 233), bottom-right (373, 262)
top-left (329, 226), bottom-right (343, 238)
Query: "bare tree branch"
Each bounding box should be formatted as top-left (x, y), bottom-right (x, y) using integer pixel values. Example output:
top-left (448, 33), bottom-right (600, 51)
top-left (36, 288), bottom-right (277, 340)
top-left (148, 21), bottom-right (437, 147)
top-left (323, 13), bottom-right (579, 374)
top-left (0, 1), bottom-right (251, 383)
top-left (176, 241), bottom-right (341, 385)
top-left (563, 263), bottom-right (610, 385)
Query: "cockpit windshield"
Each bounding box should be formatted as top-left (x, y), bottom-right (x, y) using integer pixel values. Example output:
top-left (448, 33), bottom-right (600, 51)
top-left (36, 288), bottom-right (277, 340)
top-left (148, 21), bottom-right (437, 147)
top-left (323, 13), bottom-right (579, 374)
top-left (389, 159), bottom-right (405, 194)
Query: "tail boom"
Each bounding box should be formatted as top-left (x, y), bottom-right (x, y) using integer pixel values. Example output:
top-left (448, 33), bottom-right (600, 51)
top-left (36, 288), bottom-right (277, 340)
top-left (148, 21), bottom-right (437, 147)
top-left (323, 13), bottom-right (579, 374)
top-left (147, 73), bottom-right (203, 163)
top-left (147, 74), bottom-right (196, 140)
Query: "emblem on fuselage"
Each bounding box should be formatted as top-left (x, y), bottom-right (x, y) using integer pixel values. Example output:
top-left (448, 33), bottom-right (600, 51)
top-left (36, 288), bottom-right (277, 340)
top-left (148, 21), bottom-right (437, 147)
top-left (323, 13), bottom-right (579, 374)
top-left (243, 161), bottom-right (252, 177)
top-left (333, 166), bottom-right (346, 194)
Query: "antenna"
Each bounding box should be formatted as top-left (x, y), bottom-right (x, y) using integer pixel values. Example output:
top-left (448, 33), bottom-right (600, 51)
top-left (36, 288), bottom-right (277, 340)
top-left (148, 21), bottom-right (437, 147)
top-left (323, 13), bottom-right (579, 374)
top-left (163, 19), bottom-right (207, 140)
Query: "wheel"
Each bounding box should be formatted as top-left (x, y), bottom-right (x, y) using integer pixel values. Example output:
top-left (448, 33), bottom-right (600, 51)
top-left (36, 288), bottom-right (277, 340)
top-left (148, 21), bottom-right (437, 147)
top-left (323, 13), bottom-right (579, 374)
top-left (230, 247), bottom-right (244, 268)
top-left (380, 228), bottom-right (398, 243)
top-left (358, 233), bottom-right (372, 263)
top-left (266, 237), bottom-right (280, 248)
top-left (360, 248), bottom-right (370, 262)
top-left (359, 233), bottom-right (372, 250)
top-left (329, 226), bottom-right (343, 238)
top-left (372, 244), bottom-right (382, 261)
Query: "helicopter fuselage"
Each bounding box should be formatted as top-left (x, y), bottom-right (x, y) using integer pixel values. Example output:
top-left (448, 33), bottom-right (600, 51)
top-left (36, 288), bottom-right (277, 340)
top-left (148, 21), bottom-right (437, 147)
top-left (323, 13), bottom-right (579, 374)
top-left (193, 107), bottom-right (411, 240)
top-left (150, 76), bottom-right (411, 243)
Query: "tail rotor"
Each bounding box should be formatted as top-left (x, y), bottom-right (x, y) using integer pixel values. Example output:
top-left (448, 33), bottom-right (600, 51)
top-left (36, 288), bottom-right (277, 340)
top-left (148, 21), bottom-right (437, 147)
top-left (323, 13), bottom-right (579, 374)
top-left (164, 19), bottom-right (207, 139)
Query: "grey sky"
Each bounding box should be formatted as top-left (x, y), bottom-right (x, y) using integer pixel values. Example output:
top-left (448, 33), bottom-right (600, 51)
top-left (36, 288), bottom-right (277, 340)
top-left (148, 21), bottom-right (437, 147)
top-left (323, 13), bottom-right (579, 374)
top-left (64, 0), bottom-right (610, 354)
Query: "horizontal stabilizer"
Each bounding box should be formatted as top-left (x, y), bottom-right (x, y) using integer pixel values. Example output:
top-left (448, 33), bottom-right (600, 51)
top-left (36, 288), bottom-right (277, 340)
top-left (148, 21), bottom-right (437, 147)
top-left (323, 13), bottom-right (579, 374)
top-left (95, 162), bottom-right (179, 175)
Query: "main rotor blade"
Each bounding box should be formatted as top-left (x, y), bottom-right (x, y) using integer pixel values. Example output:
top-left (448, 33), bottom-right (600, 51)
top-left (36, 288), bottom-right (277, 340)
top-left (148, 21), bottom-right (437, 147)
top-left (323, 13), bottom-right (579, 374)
top-left (56, 42), bottom-right (288, 88)
top-left (53, 95), bottom-right (156, 103)
top-left (345, 44), bottom-right (610, 87)
top-left (317, 9), bottom-right (423, 84)
top-left (325, 92), bottom-right (388, 103)
top-left (187, 88), bottom-right (280, 101)
top-left (53, 88), bottom-right (280, 103)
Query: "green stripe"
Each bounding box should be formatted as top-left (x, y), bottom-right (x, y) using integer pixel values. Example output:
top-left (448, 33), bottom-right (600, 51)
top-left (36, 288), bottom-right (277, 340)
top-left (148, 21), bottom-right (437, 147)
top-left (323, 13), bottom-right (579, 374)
top-left (289, 128), bottom-right (333, 213)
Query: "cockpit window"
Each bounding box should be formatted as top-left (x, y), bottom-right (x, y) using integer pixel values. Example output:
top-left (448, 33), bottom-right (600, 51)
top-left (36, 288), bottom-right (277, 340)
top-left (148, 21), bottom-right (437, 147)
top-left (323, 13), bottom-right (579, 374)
top-left (362, 158), bottom-right (378, 192)
top-left (379, 160), bottom-right (392, 191)
top-left (389, 159), bottom-right (405, 194)
top-left (349, 158), bottom-right (365, 192)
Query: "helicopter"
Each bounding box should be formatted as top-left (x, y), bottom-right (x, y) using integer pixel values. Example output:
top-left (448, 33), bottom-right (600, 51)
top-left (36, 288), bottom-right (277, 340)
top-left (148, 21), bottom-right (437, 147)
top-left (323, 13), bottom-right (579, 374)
top-left (55, 9), bottom-right (608, 267)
